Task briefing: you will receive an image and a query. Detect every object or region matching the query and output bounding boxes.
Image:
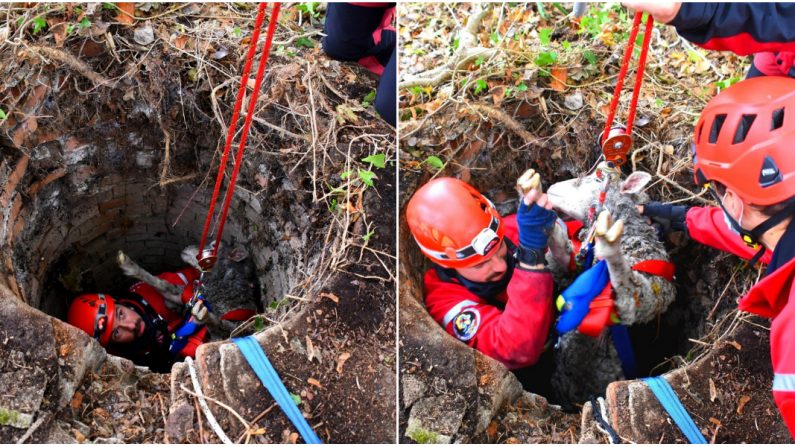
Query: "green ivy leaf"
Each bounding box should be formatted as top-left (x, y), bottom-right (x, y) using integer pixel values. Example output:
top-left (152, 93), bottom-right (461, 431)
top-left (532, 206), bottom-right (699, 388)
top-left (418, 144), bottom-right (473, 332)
top-left (358, 169), bottom-right (376, 187)
top-left (362, 153), bottom-right (386, 169)
top-left (424, 155), bottom-right (444, 170)
top-left (474, 55), bottom-right (485, 67)
top-left (538, 28), bottom-right (552, 46)
top-left (291, 393), bottom-right (302, 405)
top-left (79, 17), bottom-right (92, 29)
top-left (295, 36), bottom-right (314, 48)
top-left (583, 50), bottom-right (597, 65)
top-left (0, 109), bottom-right (6, 120)
top-left (515, 83), bottom-right (528, 92)
top-left (362, 90), bottom-right (376, 107)
top-left (489, 31), bottom-right (499, 45)
top-left (32, 17), bottom-right (47, 34)
top-left (562, 40), bottom-right (571, 51)
top-left (452, 37), bottom-right (460, 51)
top-left (254, 316), bottom-right (264, 332)
top-left (233, 27), bottom-right (242, 38)
top-left (340, 170), bottom-right (352, 180)
top-left (534, 51), bottom-right (558, 67)
top-left (473, 78), bottom-right (488, 95)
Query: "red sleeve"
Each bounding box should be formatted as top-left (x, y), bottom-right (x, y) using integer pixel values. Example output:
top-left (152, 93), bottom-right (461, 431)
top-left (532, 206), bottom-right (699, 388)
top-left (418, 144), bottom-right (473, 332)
top-left (424, 267), bottom-right (554, 370)
top-left (771, 283), bottom-right (795, 439)
top-left (178, 326), bottom-right (208, 359)
top-left (670, 3), bottom-right (795, 55)
top-left (686, 206), bottom-right (773, 264)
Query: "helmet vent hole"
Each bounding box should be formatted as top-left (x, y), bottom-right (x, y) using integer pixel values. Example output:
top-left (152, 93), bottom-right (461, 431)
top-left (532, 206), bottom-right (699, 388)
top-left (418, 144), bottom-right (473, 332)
top-left (732, 114), bottom-right (756, 144)
top-left (771, 107), bottom-right (785, 130)
top-left (709, 114), bottom-right (727, 144)
top-left (695, 122), bottom-right (704, 143)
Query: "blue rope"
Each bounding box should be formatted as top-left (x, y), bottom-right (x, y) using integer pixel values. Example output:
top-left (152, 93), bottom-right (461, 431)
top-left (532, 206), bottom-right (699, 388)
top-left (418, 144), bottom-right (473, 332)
top-left (609, 325), bottom-right (637, 379)
top-left (643, 376), bottom-right (706, 444)
top-left (233, 336), bottom-right (323, 444)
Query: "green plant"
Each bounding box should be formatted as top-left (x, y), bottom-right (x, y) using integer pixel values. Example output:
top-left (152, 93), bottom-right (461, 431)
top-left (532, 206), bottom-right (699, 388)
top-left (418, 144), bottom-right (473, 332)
top-left (296, 2), bottom-right (322, 19)
top-left (253, 315), bottom-right (264, 332)
top-left (79, 17), bottom-right (92, 29)
top-left (535, 51), bottom-right (558, 67)
top-left (0, 108), bottom-right (6, 120)
top-left (32, 17), bottom-right (47, 34)
top-left (358, 169), bottom-right (376, 187)
top-left (362, 90), bottom-right (376, 107)
top-left (472, 78), bottom-right (488, 95)
top-left (538, 28), bottom-right (552, 46)
top-left (328, 197), bottom-right (338, 212)
top-left (362, 229), bottom-right (375, 242)
top-left (582, 50), bottom-right (597, 65)
top-left (295, 36), bottom-right (314, 48)
top-left (424, 155), bottom-right (444, 170)
top-left (232, 26), bottom-right (242, 38)
top-left (101, 2), bottom-right (116, 10)
top-left (291, 393), bottom-right (302, 405)
top-left (362, 153), bottom-right (386, 169)
top-left (714, 76), bottom-right (741, 92)
top-left (268, 297), bottom-right (289, 311)
top-left (406, 426), bottom-right (440, 444)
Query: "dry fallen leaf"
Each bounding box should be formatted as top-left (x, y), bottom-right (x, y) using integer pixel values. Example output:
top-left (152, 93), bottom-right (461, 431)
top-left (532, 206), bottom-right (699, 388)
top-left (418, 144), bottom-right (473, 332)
top-left (486, 421), bottom-right (498, 438)
top-left (70, 391), bottom-right (83, 409)
top-left (709, 378), bottom-right (717, 402)
top-left (336, 352), bottom-right (351, 374)
top-left (320, 292), bottom-right (339, 303)
top-left (505, 437), bottom-right (520, 444)
top-left (308, 377), bottom-right (323, 388)
top-left (247, 427), bottom-right (267, 436)
top-left (709, 417), bottom-right (722, 427)
top-left (550, 66), bottom-right (568, 92)
top-left (74, 430), bottom-right (86, 443)
top-left (737, 395), bottom-right (751, 414)
top-left (305, 336), bottom-right (316, 362)
top-left (115, 3), bottom-right (136, 26)
top-left (727, 340), bottom-right (742, 350)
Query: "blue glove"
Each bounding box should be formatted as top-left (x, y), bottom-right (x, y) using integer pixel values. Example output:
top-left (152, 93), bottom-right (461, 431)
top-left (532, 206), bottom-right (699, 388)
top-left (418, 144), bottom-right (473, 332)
top-left (556, 260), bottom-right (610, 333)
top-left (516, 200), bottom-right (557, 249)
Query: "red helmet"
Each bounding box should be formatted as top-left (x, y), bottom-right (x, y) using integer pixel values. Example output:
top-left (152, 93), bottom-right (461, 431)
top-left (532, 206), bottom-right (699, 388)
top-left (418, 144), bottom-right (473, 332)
top-left (67, 294), bottom-right (116, 346)
top-left (693, 76), bottom-right (795, 205)
top-left (406, 177), bottom-right (505, 269)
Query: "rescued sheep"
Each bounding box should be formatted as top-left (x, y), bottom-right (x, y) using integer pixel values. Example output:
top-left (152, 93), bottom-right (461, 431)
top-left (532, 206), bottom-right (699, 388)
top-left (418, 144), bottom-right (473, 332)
top-left (117, 242), bottom-right (260, 340)
top-left (544, 162), bottom-right (677, 404)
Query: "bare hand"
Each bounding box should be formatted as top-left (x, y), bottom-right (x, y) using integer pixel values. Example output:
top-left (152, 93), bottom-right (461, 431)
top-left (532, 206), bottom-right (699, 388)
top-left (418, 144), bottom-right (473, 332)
top-left (622, 1), bottom-right (681, 24)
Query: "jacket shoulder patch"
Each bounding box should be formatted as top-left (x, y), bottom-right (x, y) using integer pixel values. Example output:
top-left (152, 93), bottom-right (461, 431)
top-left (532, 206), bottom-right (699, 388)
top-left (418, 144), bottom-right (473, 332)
top-left (452, 309), bottom-right (480, 341)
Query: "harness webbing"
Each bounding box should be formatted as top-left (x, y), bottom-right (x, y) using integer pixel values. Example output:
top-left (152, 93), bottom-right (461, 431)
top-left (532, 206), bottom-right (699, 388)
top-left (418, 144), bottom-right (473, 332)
top-left (643, 376), bottom-right (707, 444)
top-left (233, 336), bottom-right (323, 444)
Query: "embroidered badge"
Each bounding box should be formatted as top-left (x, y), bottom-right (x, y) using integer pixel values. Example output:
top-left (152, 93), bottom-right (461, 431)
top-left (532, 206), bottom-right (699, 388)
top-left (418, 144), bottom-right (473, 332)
top-left (452, 309), bottom-right (480, 341)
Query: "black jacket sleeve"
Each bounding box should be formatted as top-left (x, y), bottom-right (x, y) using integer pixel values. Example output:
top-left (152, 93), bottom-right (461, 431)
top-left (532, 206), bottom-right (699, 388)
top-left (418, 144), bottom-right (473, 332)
top-left (670, 3), bottom-right (795, 55)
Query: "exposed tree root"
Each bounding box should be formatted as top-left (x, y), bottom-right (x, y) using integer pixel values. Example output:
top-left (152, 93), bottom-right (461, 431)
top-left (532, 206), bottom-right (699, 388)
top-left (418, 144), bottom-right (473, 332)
top-left (21, 45), bottom-right (113, 87)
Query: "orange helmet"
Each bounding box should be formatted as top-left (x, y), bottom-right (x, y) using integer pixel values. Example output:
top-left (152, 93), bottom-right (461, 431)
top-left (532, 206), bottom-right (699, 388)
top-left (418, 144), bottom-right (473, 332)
top-left (693, 76), bottom-right (795, 205)
top-left (406, 177), bottom-right (504, 268)
top-left (67, 294), bottom-right (116, 346)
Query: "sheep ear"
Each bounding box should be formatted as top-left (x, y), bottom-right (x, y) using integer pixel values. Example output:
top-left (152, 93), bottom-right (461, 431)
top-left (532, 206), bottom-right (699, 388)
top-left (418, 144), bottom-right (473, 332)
top-left (229, 245), bottom-right (249, 262)
top-left (620, 171), bottom-right (651, 195)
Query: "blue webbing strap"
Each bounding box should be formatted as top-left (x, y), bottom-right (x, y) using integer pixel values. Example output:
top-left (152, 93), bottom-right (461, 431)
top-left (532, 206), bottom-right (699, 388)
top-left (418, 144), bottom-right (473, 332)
top-left (233, 336), bottom-right (323, 444)
top-left (643, 376), bottom-right (707, 444)
top-left (609, 324), bottom-right (637, 379)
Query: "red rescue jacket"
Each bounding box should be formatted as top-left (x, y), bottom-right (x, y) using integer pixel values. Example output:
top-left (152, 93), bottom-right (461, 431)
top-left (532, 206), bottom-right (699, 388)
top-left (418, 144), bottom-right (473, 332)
top-left (423, 215), bottom-right (555, 370)
top-left (687, 206), bottom-right (795, 438)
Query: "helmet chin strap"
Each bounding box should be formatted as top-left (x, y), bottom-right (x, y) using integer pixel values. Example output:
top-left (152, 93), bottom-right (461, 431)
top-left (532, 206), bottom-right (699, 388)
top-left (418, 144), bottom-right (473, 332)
top-left (708, 184), bottom-right (795, 266)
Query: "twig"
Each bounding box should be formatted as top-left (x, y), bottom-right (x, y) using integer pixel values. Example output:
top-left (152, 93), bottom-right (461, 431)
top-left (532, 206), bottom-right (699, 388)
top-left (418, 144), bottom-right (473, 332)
top-left (157, 393), bottom-right (170, 444)
top-left (467, 104), bottom-right (540, 145)
top-left (15, 412), bottom-right (48, 444)
top-left (706, 267), bottom-right (739, 321)
top-left (184, 356), bottom-right (233, 444)
top-left (22, 45), bottom-right (112, 86)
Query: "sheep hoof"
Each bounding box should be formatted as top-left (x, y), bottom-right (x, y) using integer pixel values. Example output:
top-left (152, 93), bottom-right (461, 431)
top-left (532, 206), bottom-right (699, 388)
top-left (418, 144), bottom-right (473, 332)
top-left (595, 210), bottom-right (623, 243)
top-left (516, 168), bottom-right (542, 195)
top-left (606, 219), bottom-right (624, 243)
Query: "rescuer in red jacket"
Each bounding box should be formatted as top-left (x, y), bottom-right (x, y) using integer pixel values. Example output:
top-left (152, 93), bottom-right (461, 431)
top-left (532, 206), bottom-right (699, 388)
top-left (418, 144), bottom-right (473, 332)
top-left (67, 267), bottom-right (212, 372)
top-left (405, 171), bottom-right (559, 370)
top-left (623, 2), bottom-right (795, 78)
top-left (639, 77), bottom-right (795, 438)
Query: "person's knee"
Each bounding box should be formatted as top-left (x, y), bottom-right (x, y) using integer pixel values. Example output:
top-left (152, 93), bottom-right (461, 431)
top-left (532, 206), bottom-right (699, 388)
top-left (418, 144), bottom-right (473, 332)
top-left (374, 49), bottom-right (396, 126)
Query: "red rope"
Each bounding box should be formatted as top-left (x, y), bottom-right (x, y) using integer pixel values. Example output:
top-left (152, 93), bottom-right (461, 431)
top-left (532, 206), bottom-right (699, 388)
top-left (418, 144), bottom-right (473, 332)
top-left (197, 2), bottom-right (281, 266)
top-left (212, 2), bottom-right (281, 255)
top-left (625, 16), bottom-right (654, 136)
top-left (601, 12), bottom-right (653, 145)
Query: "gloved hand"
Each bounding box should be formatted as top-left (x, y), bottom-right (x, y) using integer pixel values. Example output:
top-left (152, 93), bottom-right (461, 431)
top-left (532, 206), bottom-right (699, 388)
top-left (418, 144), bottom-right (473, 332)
top-left (191, 300), bottom-right (209, 323)
top-left (515, 169), bottom-right (557, 250)
top-left (640, 201), bottom-right (689, 237)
